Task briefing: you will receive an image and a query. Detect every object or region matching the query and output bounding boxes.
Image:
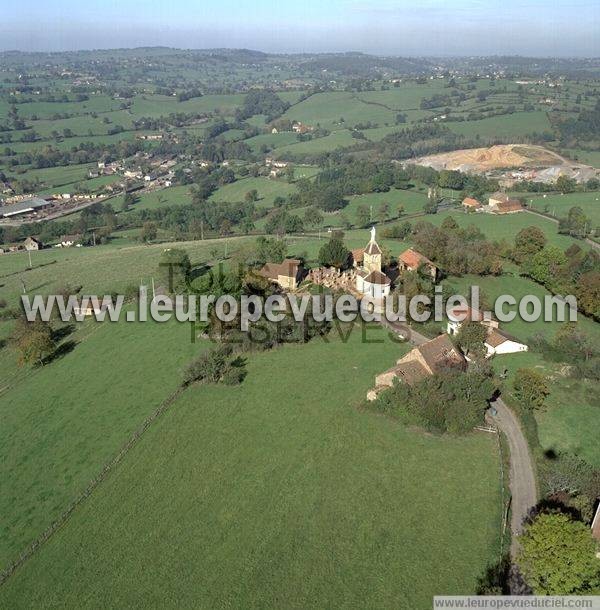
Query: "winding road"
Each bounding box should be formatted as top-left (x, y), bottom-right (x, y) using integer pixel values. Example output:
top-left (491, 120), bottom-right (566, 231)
top-left (380, 320), bottom-right (538, 557)
top-left (489, 398), bottom-right (537, 556)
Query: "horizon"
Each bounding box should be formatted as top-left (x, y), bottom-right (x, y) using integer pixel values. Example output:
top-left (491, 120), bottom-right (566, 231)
top-left (2, 0), bottom-right (599, 57)
top-left (1, 45), bottom-right (599, 59)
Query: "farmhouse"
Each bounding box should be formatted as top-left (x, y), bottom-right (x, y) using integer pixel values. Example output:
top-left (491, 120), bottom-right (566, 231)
top-left (462, 197), bottom-right (482, 210)
top-left (485, 327), bottom-right (528, 356)
top-left (487, 192), bottom-right (524, 214)
top-left (398, 248), bottom-right (438, 280)
top-left (23, 236), bottom-right (42, 251)
top-left (355, 227), bottom-right (391, 300)
top-left (446, 306), bottom-right (528, 357)
top-left (58, 234), bottom-right (83, 248)
top-left (257, 259), bottom-right (303, 290)
top-left (367, 334), bottom-right (466, 400)
top-left (292, 122), bottom-right (313, 134)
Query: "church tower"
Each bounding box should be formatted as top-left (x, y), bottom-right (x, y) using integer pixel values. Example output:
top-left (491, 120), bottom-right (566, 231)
top-left (363, 226), bottom-right (382, 273)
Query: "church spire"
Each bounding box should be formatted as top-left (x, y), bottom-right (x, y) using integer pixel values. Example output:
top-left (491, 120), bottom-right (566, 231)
top-left (370, 225), bottom-right (376, 243)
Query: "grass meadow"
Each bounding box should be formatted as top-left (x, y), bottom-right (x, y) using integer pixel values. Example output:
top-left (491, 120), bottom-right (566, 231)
top-left (0, 328), bottom-right (503, 609)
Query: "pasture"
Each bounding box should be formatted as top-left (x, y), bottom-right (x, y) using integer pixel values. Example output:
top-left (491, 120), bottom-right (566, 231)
top-left (524, 191), bottom-right (600, 227)
top-left (0, 329), bottom-right (503, 609)
top-left (447, 111), bottom-right (551, 139)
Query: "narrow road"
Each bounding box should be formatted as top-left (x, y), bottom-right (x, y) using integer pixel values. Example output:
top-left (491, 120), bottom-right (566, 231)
top-left (379, 318), bottom-right (429, 345)
top-left (489, 398), bottom-right (537, 557)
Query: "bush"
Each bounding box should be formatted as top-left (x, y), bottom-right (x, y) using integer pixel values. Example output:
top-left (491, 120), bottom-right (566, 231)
top-left (183, 344), bottom-right (246, 386)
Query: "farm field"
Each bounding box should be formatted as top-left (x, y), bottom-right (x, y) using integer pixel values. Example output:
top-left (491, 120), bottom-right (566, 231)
top-left (209, 176), bottom-right (298, 208)
top-left (343, 188), bottom-right (429, 225)
top-left (0, 236), bottom-right (255, 307)
top-left (524, 191), bottom-right (600, 227)
top-left (427, 209), bottom-right (579, 250)
top-left (447, 111), bottom-right (551, 139)
top-left (0, 316), bottom-right (201, 570)
top-left (0, 329), bottom-right (503, 609)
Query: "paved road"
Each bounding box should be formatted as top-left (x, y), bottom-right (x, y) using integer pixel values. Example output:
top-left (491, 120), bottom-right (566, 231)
top-left (489, 397), bottom-right (537, 557)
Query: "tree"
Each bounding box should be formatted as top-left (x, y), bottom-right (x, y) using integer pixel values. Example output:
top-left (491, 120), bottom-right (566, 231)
top-left (158, 248), bottom-right (191, 293)
top-left (318, 236), bottom-right (350, 269)
top-left (513, 368), bottom-right (549, 410)
top-left (141, 221), bottom-right (158, 243)
top-left (397, 204), bottom-right (405, 218)
top-left (514, 226), bottom-right (547, 263)
top-left (517, 512), bottom-right (600, 594)
top-left (526, 246), bottom-right (567, 287)
top-left (377, 202), bottom-right (389, 224)
top-left (183, 344), bottom-right (246, 386)
top-left (256, 236), bottom-right (286, 265)
top-left (244, 189), bottom-right (258, 202)
top-left (10, 318), bottom-right (55, 366)
top-left (454, 320), bottom-right (488, 356)
top-left (441, 216), bottom-right (458, 231)
top-left (556, 175), bottom-right (576, 194)
top-left (356, 205), bottom-right (370, 227)
top-left (121, 191), bottom-right (136, 212)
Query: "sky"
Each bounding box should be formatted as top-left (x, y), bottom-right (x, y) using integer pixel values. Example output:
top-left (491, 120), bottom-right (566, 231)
top-left (2, 0), bottom-right (599, 56)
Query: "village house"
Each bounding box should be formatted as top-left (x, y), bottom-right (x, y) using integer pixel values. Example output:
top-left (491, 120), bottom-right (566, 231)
top-left (23, 236), bottom-right (43, 251)
top-left (462, 197), bottom-right (482, 210)
top-left (57, 234), bottom-right (83, 248)
top-left (257, 259), bottom-right (304, 290)
top-left (398, 248), bottom-right (438, 281)
top-left (487, 192), bottom-right (524, 214)
top-left (446, 305), bottom-right (528, 357)
top-left (292, 121), bottom-right (313, 134)
top-left (367, 334), bottom-right (466, 400)
top-left (354, 227), bottom-right (391, 300)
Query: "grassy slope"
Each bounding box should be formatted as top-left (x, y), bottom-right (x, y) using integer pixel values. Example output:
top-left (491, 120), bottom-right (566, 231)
top-left (0, 317), bottom-right (201, 570)
top-left (446, 111), bottom-right (551, 139)
top-left (0, 330), bottom-right (502, 609)
top-left (524, 191), bottom-right (600, 227)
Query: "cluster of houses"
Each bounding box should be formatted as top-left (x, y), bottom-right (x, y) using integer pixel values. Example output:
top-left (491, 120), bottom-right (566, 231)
top-left (0, 233), bottom-right (84, 255)
top-left (256, 226), bottom-right (529, 401)
top-left (462, 192), bottom-right (524, 214)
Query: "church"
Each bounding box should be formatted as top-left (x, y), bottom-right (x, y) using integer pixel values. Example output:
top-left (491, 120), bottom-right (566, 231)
top-left (354, 227), bottom-right (391, 300)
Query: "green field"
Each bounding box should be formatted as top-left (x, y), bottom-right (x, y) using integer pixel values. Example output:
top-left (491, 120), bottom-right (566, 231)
top-left (0, 328), bottom-right (502, 609)
top-left (0, 317), bottom-right (200, 570)
top-left (447, 111), bottom-right (551, 139)
top-left (343, 188), bottom-right (429, 225)
top-left (427, 209), bottom-right (578, 250)
top-left (209, 176), bottom-right (298, 208)
top-left (524, 191), bottom-right (600, 227)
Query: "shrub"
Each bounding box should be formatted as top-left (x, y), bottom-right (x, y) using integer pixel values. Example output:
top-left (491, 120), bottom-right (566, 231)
top-left (183, 345), bottom-right (246, 386)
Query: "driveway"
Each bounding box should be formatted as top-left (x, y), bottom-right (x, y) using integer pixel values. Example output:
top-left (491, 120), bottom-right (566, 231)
top-left (379, 318), bottom-right (429, 345)
top-left (490, 398), bottom-right (537, 556)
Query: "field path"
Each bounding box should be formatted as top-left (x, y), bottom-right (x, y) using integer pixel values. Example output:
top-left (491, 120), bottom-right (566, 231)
top-left (489, 398), bottom-right (537, 557)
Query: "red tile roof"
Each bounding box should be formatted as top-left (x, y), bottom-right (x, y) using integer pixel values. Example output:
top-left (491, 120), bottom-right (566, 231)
top-left (351, 248), bottom-right (365, 264)
top-left (258, 259), bottom-right (301, 281)
top-left (399, 248), bottom-right (434, 270)
top-left (365, 240), bottom-right (381, 255)
top-left (462, 197), bottom-right (482, 208)
top-left (364, 269), bottom-right (391, 285)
